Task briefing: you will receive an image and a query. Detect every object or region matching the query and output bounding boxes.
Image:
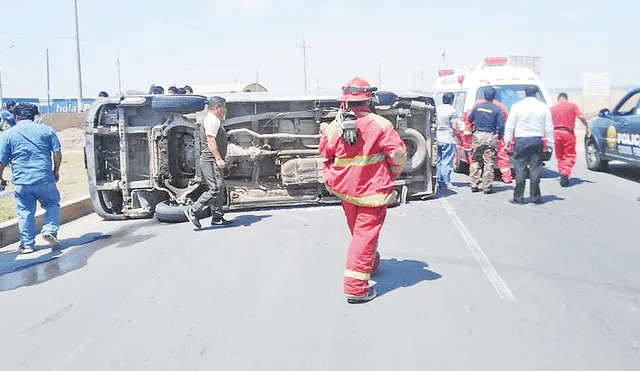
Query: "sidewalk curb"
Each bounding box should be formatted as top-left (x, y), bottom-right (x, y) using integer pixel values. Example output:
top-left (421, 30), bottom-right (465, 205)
top-left (0, 196), bottom-right (93, 247)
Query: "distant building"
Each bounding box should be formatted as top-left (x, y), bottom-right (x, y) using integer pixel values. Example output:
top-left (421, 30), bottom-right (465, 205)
top-left (188, 83), bottom-right (268, 95)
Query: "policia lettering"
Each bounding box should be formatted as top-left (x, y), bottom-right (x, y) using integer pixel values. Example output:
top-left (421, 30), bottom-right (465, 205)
top-left (618, 133), bottom-right (640, 147)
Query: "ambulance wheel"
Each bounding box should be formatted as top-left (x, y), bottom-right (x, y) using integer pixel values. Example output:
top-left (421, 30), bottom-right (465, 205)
top-left (586, 140), bottom-right (608, 172)
top-left (453, 150), bottom-right (468, 174)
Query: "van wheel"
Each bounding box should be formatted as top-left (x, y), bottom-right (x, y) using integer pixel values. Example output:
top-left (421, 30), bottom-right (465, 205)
top-left (400, 128), bottom-right (427, 173)
top-left (586, 141), bottom-right (608, 171)
top-left (154, 201), bottom-right (211, 223)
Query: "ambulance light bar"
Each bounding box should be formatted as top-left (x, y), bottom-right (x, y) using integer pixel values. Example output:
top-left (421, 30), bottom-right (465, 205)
top-left (484, 57), bottom-right (508, 66)
top-left (438, 69), bottom-right (455, 77)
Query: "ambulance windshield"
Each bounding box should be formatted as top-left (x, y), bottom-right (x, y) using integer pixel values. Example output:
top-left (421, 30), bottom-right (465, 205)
top-left (476, 85), bottom-right (546, 112)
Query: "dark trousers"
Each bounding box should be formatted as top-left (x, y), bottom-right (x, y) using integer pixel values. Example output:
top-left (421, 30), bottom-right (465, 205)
top-left (512, 137), bottom-right (543, 203)
top-left (190, 158), bottom-right (225, 217)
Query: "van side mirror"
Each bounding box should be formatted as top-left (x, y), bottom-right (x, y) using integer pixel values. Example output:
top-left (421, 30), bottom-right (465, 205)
top-left (598, 108), bottom-right (612, 119)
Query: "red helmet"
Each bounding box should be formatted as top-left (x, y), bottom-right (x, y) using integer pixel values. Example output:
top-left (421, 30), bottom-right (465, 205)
top-left (339, 77), bottom-right (377, 102)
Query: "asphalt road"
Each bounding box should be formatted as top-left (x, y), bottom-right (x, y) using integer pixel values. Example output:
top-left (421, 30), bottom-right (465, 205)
top-left (1, 144), bottom-right (639, 371)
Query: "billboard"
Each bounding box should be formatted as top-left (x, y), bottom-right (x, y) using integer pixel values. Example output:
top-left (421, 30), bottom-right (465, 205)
top-left (2, 97), bottom-right (95, 114)
top-left (509, 56), bottom-right (541, 77)
top-left (40, 98), bottom-right (96, 114)
top-left (582, 73), bottom-right (611, 97)
top-left (1, 98), bottom-right (40, 110)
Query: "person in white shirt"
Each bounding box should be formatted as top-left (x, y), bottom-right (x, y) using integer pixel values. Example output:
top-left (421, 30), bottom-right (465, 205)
top-left (503, 86), bottom-right (554, 205)
top-left (435, 92), bottom-right (460, 189)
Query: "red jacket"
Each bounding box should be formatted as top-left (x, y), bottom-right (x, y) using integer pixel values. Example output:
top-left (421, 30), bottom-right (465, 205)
top-left (319, 108), bottom-right (408, 207)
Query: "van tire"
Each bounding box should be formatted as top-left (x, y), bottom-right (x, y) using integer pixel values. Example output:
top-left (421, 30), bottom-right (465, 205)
top-left (401, 128), bottom-right (428, 173)
top-left (154, 201), bottom-right (211, 223)
top-left (150, 95), bottom-right (207, 113)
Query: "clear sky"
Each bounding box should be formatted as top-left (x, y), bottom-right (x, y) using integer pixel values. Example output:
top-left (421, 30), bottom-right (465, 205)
top-left (0, 0), bottom-right (634, 98)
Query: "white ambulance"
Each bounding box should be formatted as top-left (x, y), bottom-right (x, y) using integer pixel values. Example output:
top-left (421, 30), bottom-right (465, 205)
top-left (432, 56), bottom-right (552, 173)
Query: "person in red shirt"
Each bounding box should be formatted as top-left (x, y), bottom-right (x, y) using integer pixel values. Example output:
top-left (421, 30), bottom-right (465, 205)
top-left (319, 77), bottom-right (408, 304)
top-left (550, 93), bottom-right (589, 186)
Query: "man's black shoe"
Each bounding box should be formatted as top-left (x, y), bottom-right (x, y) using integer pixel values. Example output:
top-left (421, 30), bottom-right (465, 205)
top-left (509, 199), bottom-right (524, 205)
top-left (560, 175), bottom-right (569, 187)
top-left (184, 209), bottom-right (202, 229)
top-left (211, 216), bottom-right (233, 226)
top-left (483, 186), bottom-right (493, 194)
top-left (471, 186), bottom-right (480, 193)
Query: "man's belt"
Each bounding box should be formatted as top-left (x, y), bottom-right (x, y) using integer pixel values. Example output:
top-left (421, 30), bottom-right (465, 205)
top-left (554, 127), bottom-right (574, 133)
top-left (472, 129), bottom-right (495, 134)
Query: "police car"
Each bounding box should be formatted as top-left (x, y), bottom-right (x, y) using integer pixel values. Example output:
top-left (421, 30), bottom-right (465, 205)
top-left (585, 87), bottom-right (640, 171)
top-left (432, 57), bottom-right (552, 175)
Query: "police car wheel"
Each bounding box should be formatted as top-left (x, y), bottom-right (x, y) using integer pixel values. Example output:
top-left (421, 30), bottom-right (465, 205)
top-left (585, 141), bottom-right (608, 172)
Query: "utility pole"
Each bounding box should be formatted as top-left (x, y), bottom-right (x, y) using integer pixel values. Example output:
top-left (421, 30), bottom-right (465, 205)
top-left (116, 53), bottom-right (122, 95)
top-left (0, 45), bottom-right (15, 108)
top-left (73, 0), bottom-right (84, 112)
top-left (442, 48), bottom-right (446, 66)
top-left (46, 49), bottom-right (51, 113)
top-left (256, 69), bottom-right (259, 84)
top-left (300, 39), bottom-right (310, 91)
top-left (377, 61), bottom-right (383, 89)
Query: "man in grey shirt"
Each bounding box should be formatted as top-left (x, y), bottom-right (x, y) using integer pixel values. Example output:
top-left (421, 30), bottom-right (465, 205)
top-left (435, 92), bottom-right (460, 189)
top-left (504, 86), bottom-right (554, 204)
top-left (184, 96), bottom-right (232, 228)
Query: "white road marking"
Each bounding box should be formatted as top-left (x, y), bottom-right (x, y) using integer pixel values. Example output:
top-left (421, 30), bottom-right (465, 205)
top-left (440, 197), bottom-right (516, 302)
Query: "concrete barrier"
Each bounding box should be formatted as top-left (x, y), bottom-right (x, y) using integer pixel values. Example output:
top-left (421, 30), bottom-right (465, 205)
top-left (0, 196), bottom-right (93, 247)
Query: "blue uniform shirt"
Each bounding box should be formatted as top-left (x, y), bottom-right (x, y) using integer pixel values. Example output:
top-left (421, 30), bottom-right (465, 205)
top-left (0, 120), bottom-right (61, 185)
top-left (468, 101), bottom-right (506, 139)
top-left (1, 111), bottom-right (16, 129)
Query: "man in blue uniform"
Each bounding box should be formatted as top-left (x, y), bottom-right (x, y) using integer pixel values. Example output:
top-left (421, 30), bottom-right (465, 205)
top-left (1, 101), bottom-right (17, 130)
top-left (0, 103), bottom-right (63, 254)
top-left (467, 87), bottom-right (505, 194)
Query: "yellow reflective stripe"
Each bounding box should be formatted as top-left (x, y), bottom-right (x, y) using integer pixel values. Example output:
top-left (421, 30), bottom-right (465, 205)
top-left (326, 185), bottom-right (393, 207)
top-left (345, 269), bottom-right (370, 281)
top-left (333, 153), bottom-right (386, 168)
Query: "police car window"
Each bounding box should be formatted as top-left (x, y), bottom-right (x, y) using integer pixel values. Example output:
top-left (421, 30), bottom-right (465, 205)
top-left (435, 93), bottom-right (445, 107)
top-left (615, 92), bottom-right (640, 116)
top-left (476, 85), bottom-right (546, 112)
top-left (453, 92), bottom-right (466, 115)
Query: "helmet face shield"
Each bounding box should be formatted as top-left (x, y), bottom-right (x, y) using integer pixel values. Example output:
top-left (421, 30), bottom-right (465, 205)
top-left (339, 77), bottom-right (377, 102)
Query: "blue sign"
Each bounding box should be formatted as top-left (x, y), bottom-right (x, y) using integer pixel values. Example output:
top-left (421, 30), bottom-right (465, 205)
top-left (1, 98), bottom-right (39, 110)
top-left (2, 97), bottom-right (96, 114)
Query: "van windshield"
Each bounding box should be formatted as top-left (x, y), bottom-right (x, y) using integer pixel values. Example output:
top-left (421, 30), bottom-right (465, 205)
top-left (475, 85), bottom-right (546, 112)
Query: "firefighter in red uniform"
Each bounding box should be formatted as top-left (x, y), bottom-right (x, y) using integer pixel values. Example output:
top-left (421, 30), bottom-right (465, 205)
top-left (469, 97), bottom-right (512, 183)
top-left (319, 77), bottom-right (408, 304)
top-left (550, 93), bottom-right (589, 186)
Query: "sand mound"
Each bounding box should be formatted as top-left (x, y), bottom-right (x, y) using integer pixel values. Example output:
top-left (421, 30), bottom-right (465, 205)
top-left (57, 128), bottom-right (85, 151)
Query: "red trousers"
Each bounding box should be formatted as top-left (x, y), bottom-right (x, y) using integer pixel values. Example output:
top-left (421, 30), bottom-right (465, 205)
top-left (496, 139), bottom-right (513, 183)
top-left (341, 200), bottom-right (387, 297)
top-left (554, 130), bottom-right (577, 177)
